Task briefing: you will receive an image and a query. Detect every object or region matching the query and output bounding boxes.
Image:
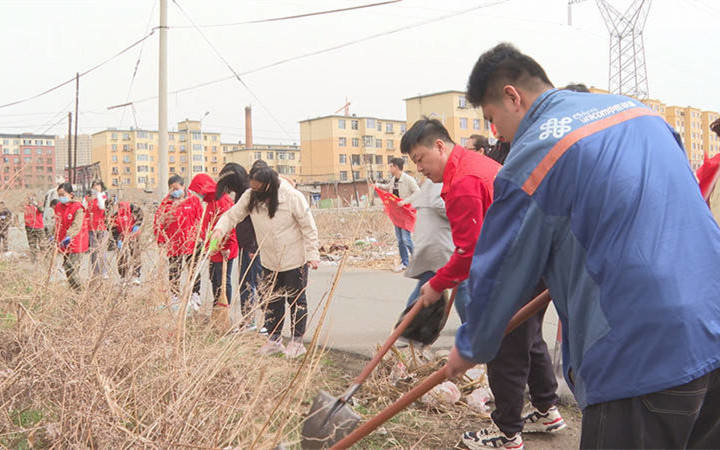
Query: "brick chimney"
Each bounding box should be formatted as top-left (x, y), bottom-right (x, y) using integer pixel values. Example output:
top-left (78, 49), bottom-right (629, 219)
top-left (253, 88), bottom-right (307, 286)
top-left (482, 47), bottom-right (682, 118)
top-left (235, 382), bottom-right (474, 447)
top-left (245, 106), bottom-right (253, 150)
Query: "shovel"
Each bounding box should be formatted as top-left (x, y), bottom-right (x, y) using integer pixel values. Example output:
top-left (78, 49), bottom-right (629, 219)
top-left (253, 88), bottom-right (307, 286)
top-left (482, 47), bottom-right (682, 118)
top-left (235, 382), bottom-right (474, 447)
top-left (211, 252), bottom-right (231, 333)
top-left (301, 290), bottom-right (440, 449)
top-left (330, 289), bottom-right (552, 449)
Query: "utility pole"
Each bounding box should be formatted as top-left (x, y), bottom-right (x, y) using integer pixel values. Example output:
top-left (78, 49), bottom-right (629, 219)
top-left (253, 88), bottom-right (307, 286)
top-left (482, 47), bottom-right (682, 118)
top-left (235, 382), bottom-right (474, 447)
top-left (158, 0), bottom-right (169, 195)
top-left (67, 112), bottom-right (72, 183)
top-left (73, 72), bottom-right (79, 185)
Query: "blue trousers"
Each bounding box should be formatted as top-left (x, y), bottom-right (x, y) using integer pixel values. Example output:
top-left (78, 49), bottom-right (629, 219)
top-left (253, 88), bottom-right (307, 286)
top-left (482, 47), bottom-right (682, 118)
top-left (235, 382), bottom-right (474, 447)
top-left (405, 270), bottom-right (469, 323)
top-left (394, 226), bottom-right (414, 266)
top-left (209, 258), bottom-right (234, 305)
top-left (238, 250), bottom-right (262, 315)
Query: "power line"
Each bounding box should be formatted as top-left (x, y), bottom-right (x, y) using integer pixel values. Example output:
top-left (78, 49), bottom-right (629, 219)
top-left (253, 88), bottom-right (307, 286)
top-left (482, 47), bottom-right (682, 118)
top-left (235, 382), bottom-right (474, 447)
top-left (34, 99), bottom-right (75, 135)
top-left (116, 0), bottom-right (510, 108)
top-left (172, 0), bottom-right (295, 139)
top-left (0, 29), bottom-right (157, 110)
top-left (168, 0), bottom-right (402, 29)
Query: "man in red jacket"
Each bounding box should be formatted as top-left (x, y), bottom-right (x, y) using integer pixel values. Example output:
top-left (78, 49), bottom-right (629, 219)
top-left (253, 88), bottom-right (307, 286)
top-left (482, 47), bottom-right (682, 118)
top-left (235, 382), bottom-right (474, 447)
top-left (153, 175), bottom-right (203, 311)
top-left (24, 194), bottom-right (45, 261)
top-left (55, 182), bottom-right (89, 292)
top-left (188, 173), bottom-right (238, 306)
top-left (402, 117), bottom-right (501, 305)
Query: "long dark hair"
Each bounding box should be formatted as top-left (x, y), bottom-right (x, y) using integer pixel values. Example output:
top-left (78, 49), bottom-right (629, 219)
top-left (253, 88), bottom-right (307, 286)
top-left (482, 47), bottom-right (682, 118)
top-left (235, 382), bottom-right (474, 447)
top-left (248, 165), bottom-right (280, 218)
top-left (216, 163), bottom-right (249, 201)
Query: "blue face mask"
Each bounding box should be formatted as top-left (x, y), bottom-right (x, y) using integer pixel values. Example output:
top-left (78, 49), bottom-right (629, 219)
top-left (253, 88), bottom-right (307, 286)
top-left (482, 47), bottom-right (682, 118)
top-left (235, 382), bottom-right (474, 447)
top-left (170, 189), bottom-right (184, 199)
top-left (58, 196), bottom-right (70, 204)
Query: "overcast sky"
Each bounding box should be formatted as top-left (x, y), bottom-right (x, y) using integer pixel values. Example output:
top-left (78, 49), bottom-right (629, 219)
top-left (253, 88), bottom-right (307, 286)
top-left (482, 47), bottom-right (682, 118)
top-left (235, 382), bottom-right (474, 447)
top-left (0, 0), bottom-right (716, 145)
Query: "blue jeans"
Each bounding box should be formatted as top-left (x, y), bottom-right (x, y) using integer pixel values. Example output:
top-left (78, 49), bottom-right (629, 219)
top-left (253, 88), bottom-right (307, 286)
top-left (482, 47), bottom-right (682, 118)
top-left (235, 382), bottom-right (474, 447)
top-left (405, 271), bottom-right (469, 323)
top-left (239, 250), bottom-right (262, 315)
top-left (394, 226), bottom-right (414, 266)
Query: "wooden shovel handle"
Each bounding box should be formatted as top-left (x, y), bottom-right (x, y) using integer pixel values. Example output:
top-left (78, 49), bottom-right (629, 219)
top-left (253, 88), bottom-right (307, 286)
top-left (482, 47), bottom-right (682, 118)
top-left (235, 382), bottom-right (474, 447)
top-left (220, 257), bottom-right (228, 300)
top-left (333, 289), bottom-right (552, 449)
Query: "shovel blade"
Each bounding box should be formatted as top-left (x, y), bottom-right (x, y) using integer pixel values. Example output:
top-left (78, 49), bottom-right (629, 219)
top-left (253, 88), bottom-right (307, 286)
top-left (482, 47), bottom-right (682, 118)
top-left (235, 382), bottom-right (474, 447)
top-left (302, 390), bottom-right (361, 449)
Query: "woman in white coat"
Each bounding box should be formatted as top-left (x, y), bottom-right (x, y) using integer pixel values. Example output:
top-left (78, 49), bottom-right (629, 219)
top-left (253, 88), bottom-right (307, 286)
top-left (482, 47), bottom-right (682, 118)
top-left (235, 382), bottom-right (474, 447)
top-left (212, 164), bottom-right (320, 358)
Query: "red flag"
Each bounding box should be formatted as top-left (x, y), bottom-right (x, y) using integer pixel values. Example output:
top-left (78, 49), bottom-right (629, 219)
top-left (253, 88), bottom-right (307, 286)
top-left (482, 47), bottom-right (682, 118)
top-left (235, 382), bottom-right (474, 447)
top-left (696, 152), bottom-right (720, 202)
top-left (374, 187), bottom-right (416, 232)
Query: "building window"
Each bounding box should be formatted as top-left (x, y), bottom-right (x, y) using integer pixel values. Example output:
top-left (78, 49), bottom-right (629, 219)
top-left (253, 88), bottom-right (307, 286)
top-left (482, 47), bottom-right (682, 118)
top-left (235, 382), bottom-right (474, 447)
top-left (137, 131), bottom-right (148, 138)
top-left (377, 122), bottom-right (382, 131)
top-left (351, 154), bottom-right (361, 166)
top-left (339, 171), bottom-right (348, 181)
top-left (386, 123), bottom-right (393, 133)
top-left (351, 120), bottom-right (359, 130)
top-left (267, 152), bottom-right (274, 160)
top-left (387, 140), bottom-right (394, 150)
top-left (352, 138), bottom-right (359, 147)
top-left (459, 118), bottom-right (468, 129)
top-left (192, 165), bottom-right (203, 172)
top-left (473, 119), bottom-right (480, 130)
top-left (192, 144), bottom-right (202, 151)
top-left (289, 152), bottom-right (295, 160)
top-left (111, 144), bottom-right (117, 151)
top-left (191, 131), bottom-right (201, 140)
top-left (124, 167), bottom-right (131, 173)
top-left (363, 136), bottom-right (373, 147)
top-left (192, 154), bottom-right (203, 161)
top-left (400, 124), bottom-right (407, 133)
top-left (375, 138), bottom-right (382, 148)
top-left (375, 155), bottom-right (382, 164)
top-left (23, 148), bottom-right (31, 155)
top-left (352, 170), bottom-right (360, 180)
top-left (111, 155), bottom-right (118, 162)
top-left (338, 137), bottom-right (347, 147)
top-left (123, 144), bottom-right (129, 151)
top-left (338, 119), bottom-right (346, 129)
top-left (123, 156), bottom-right (130, 163)
top-left (278, 152), bottom-right (286, 160)
top-left (458, 96), bottom-right (467, 108)
top-left (111, 133), bottom-right (118, 140)
top-left (180, 156), bottom-right (187, 162)
top-left (254, 152), bottom-right (262, 159)
top-left (180, 145), bottom-right (186, 152)
top-left (339, 154), bottom-right (347, 164)
top-left (169, 156), bottom-right (175, 163)
top-left (461, 137), bottom-right (468, 147)
top-left (366, 118), bottom-right (375, 129)
top-left (122, 133), bottom-right (130, 140)
top-left (179, 134), bottom-right (186, 142)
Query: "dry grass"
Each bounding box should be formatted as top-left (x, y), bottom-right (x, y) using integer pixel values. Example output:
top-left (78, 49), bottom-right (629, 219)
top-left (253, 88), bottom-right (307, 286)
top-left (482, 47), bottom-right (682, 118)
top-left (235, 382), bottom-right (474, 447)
top-left (0, 237), bottom-right (345, 449)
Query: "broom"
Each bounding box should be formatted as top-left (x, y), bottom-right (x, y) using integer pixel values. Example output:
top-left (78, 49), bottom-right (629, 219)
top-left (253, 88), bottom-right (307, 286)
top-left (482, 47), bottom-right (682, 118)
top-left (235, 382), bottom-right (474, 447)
top-left (210, 239), bottom-right (231, 333)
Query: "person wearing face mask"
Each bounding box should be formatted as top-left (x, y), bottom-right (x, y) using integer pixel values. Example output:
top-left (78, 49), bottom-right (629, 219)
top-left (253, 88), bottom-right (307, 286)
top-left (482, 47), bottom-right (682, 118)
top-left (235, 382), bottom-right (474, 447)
top-left (211, 163), bottom-right (320, 358)
top-left (87, 180), bottom-right (109, 282)
top-left (153, 175), bottom-right (203, 311)
top-left (187, 173), bottom-right (238, 308)
top-left (54, 182), bottom-right (89, 292)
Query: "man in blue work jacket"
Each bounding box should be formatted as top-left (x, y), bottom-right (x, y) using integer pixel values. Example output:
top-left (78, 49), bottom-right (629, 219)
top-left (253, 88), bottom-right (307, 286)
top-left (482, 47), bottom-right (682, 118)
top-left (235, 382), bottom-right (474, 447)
top-left (440, 43), bottom-right (720, 449)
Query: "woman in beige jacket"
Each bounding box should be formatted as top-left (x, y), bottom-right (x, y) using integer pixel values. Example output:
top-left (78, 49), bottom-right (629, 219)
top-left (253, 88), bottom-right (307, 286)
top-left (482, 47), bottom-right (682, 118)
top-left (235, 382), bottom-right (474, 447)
top-left (212, 164), bottom-right (320, 358)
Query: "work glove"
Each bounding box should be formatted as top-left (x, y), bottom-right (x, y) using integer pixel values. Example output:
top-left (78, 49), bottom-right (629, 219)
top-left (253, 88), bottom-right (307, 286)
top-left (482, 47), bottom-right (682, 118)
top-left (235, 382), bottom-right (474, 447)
top-left (131, 225), bottom-right (139, 234)
top-left (117, 240), bottom-right (123, 250)
top-left (59, 237), bottom-right (71, 249)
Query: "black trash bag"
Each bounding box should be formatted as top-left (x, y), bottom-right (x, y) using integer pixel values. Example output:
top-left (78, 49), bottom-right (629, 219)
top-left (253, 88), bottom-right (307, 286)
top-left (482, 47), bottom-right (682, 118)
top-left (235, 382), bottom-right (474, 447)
top-left (394, 290), bottom-right (450, 346)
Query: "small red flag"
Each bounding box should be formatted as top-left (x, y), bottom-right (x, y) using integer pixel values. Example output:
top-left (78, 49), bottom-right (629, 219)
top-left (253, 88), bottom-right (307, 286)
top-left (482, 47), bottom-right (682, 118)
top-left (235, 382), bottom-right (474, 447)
top-left (374, 187), bottom-right (416, 232)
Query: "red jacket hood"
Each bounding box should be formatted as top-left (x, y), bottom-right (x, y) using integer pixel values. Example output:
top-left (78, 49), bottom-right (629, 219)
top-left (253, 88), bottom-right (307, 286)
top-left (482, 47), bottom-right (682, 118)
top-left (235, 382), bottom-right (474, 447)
top-left (188, 173), bottom-right (216, 201)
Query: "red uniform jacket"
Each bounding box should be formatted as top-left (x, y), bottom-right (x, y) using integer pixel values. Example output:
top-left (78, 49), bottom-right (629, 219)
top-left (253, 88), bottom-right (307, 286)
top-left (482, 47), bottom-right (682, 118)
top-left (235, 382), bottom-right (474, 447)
top-left (87, 194), bottom-right (107, 231)
top-left (114, 202), bottom-right (136, 237)
top-left (188, 173), bottom-right (238, 262)
top-left (153, 193), bottom-right (203, 257)
top-left (24, 204), bottom-right (43, 229)
top-left (54, 200), bottom-right (89, 254)
top-left (429, 145), bottom-right (501, 292)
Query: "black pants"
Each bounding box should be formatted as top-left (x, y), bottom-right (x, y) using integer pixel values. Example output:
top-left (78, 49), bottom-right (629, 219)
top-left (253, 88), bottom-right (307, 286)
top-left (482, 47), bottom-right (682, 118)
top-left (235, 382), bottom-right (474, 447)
top-left (117, 239), bottom-right (142, 279)
top-left (209, 259), bottom-right (234, 306)
top-left (263, 265), bottom-right (308, 340)
top-left (580, 366), bottom-right (720, 449)
top-left (168, 249), bottom-right (201, 297)
top-left (487, 304), bottom-right (559, 435)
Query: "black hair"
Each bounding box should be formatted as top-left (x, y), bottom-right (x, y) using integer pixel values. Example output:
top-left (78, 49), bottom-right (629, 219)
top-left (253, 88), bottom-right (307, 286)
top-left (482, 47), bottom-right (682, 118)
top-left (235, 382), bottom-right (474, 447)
top-left (563, 83), bottom-right (590, 93)
top-left (49, 199), bottom-right (59, 208)
top-left (168, 174), bottom-right (184, 187)
top-left (400, 117), bottom-right (455, 154)
top-left (251, 159), bottom-right (269, 171)
top-left (57, 182), bottom-right (73, 194)
top-left (216, 162), bottom-right (250, 201)
top-left (91, 179), bottom-right (106, 191)
top-left (389, 157), bottom-right (405, 171)
top-left (248, 166), bottom-right (280, 218)
top-left (711, 118), bottom-right (720, 139)
top-left (469, 134), bottom-right (489, 151)
top-left (466, 42), bottom-right (553, 106)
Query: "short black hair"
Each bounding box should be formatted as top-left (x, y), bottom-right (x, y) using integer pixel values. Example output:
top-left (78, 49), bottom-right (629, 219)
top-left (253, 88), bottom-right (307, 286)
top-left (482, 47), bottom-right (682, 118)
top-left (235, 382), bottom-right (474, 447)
top-left (469, 134), bottom-right (489, 150)
top-left (168, 174), bottom-right (184, 187)
top-left (389, 157), bottom-right (404, 171)
top-left (91, 179), bottom-right (106, 191)
top-left (216, 162), bottom-right (249, 201)
top-left (57, 182), bottom-right (73, 194)
top-left (400, 117), bottom-right (455, 154)
top-left (563, 83), bottom-right (590, 93)
top-left (466, 42), bottom-right (553, 106)
top-left (49, 199), bottom-right (59, 207)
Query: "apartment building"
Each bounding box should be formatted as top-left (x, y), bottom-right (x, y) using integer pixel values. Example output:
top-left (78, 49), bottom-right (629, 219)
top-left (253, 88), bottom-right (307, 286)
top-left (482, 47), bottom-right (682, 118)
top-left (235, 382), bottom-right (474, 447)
top-left (404, 90), bottom-right (493, 147)
top-left (56, 134), bottom-right (92, 173)
top-left (91, 119), bottom-right (222, 190)
top-left (0, 133), bottom-right (56, 189)
top-left (222, 142), bottom-right (301, 178)
top-left (299, 115), bottom-right (410, 183)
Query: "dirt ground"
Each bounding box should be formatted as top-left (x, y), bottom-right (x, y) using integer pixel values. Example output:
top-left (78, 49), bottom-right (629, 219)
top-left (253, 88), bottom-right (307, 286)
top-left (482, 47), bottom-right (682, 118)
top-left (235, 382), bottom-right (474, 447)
top-left (315, 349), bottom-right (582, 450)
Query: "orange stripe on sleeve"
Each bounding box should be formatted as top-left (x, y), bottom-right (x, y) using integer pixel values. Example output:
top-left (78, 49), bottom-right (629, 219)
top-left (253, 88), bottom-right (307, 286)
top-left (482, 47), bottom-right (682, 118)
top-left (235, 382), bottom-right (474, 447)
top-left (522, 107), bottom-right (660, 196)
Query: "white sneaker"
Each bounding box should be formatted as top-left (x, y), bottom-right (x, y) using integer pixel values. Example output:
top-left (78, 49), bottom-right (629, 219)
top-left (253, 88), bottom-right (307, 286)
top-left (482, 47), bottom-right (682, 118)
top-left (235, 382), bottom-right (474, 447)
top-left (521, 405), bottom-right (567, 433)
top-left (189, 293), bottom-right (202, 313)
top-left (259, 338), bottom-right (285, 356)
top-left (259, 327), bottom-right (268, 336)
top-left (462, 423), bottom-right (524, 450)
top-left (131, 277), bottom-right (141, 285)
top-left (284, 338), bottom-right (307, 359)
top-left (393, 263), bottom-right (407, 273)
